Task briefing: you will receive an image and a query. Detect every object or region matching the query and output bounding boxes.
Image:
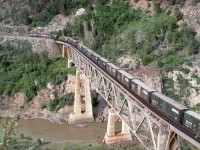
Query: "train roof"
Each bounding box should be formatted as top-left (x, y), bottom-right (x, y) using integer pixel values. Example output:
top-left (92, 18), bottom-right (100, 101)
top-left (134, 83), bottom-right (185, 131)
top-left (98, 56), bottom-right (110, 63)
top-left (87, 48), bottom-right (93, 53)
top-left (185, 110), bottom-right (200, 120)
top-left (152, 92), bottom-right (189, 110)
top-left (107, 63), bottom-right (121, 70)
top-left (132, 79), bottom-right (156, 92)
top-left (117, 70), bottom-right (135, 79)
top-left (65, 37), bottom-right (77, 41)
top-left (92, 52), bottom-right (101, 58)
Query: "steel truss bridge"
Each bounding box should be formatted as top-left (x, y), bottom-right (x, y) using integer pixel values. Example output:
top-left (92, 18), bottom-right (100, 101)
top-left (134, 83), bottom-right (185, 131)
top-left (56, 40), bottom-right (200, 150)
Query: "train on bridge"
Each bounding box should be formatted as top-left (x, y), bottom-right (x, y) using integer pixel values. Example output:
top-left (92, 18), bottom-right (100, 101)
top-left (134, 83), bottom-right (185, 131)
top-left (30, 34), bottom-right (200, 141)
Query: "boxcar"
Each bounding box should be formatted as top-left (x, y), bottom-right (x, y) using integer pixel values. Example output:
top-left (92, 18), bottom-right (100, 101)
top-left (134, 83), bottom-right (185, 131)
top-left (86, 48), bottom-right (93, 59)
top-left (183, 110), bottom-right (200, 134)
top-left (91, 52), bottom-right (100, 64)
top-left (66, 37), bottom-right (78, 47)
top-left (97, 56), bottom-right (109, 70)
top-left (116, 70), bottom-right (134, 88)
top-left (131, 79), bottom-right (156, 102)
top-left (106, 63), bottom-right (120, 78)
top-left (151, 92), bottom-right (189, 122)
top-left (79, 45), bottom-right (87, 55)
top-left (50, 34), bottom-right (58, 40)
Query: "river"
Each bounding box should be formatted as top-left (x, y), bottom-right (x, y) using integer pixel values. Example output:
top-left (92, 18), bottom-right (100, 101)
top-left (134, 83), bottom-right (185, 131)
top-left (14, 119), bottom-right (121, 142)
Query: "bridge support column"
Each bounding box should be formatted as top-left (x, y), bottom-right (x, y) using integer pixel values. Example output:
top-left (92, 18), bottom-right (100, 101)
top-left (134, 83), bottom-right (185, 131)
top-left (157, 131), bottom-right (169, 150)
top-left (62, 45), bottom-right (68, 59)
top-left (67, 59), bottom-right (74, 68)
top-left (68, 69), bottom-right (94, 124)
top-left (157, 130), bottom-right (180, 150)
top-left (68, 69), bottom-right (83, 124)
top-left (84, 77), bottom-right (94, 122)
top-left (104, 109), bottom-right (132, 145)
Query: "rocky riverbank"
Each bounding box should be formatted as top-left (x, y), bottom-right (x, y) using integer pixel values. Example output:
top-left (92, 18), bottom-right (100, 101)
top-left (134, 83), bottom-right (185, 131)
top-left (0, 74), bottom-right (108, 125)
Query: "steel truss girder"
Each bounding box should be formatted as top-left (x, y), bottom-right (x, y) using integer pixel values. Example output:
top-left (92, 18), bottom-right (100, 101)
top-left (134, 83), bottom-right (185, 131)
top-left (64, 44), bottom-right (181, 150)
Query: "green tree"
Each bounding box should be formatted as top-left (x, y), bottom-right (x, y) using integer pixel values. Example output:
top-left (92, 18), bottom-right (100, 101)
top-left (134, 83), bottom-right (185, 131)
top-left (0, 115), bottom-right (18, 149)
top-left (20, 8), bottom-right (30, 25)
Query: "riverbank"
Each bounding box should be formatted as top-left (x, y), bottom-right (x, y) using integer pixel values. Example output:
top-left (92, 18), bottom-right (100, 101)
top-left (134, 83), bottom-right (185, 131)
top-left (0, 118), bottom-right (142, 150)
top-left (7, 136), bottom-right (142, 150)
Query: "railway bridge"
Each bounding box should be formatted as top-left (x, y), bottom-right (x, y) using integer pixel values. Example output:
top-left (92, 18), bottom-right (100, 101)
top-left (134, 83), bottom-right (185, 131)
top-left (55, 40), bottom-right (200, 150)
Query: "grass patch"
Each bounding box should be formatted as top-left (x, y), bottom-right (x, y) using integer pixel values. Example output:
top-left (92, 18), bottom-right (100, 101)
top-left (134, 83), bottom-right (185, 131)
top-left (0, 36), bottom-right (4, 42)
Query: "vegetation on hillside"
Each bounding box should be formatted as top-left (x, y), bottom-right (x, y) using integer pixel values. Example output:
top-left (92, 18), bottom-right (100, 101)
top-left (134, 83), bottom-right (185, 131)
top-left (0, 40), bottom-right (75, 102)
top-left (55, 0), bottom-right (199, 104)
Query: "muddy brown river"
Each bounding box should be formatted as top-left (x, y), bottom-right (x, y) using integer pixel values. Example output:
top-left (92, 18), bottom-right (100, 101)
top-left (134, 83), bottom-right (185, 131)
top-left (14, 119), bottom-right (121, 142)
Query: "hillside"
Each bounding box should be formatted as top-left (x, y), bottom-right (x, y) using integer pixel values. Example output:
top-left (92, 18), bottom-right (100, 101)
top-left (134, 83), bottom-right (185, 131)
top-left (0, 0), bottom-right (200, 109)
top-left (0, 1), bottom-right (199, 149)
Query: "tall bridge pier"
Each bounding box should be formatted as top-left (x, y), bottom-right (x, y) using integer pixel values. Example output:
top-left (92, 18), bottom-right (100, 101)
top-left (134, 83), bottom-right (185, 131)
top-left (63, 45), bottom-right (94, 124)
top-left (68, 69), bottom-right (94, 124)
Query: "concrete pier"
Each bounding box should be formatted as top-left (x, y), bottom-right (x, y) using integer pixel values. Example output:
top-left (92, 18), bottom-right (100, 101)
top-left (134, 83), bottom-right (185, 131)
top-left (104, 109), bottom-right (132, 144)
top-left (157, 131), bottom-right (169, 150)
top-left (62, 45), bottom-right (68, 59)
top-left (68, 69), bottom-right (94, 124)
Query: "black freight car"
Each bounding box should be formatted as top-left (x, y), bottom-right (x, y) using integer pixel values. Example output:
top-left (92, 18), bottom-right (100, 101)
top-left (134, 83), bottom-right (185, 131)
top-left (116, 70), bottom-right (134, 88)
top-left (151, 92), bottom-right (189, 122)
top-left (91, 52), bottom-right (100, 64)
top-left (79, 44), bottom-right (88, 55)
top-left (97, 56), bottom-right (109, 70)
top-left (106, 63), bottom-right (120, 78)
top-left (131, 79), bottom-right (156, 102)
top-left (183, 110), bottom-right (200, 135)
top-left (66, 37), bottom-right (78, 47)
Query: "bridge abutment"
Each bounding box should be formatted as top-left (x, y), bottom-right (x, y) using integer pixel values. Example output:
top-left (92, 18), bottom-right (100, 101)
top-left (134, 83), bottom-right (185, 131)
top-left (68, 69), bottom-right (94, 124)
top-left (104, 109), bottom-right (132, 145)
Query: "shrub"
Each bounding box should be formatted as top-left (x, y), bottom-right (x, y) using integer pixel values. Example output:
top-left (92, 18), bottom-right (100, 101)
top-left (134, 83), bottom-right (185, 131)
top-left (192, 0), bottom-right (199, 6)
top-left (181, 67), bottom-right (190, 74)
top-left (47, 93), bottom-right (74, 112)
top-left (0, 36), bottom-right (4, 42)
top-left (164, 90), bottom-right (181, 101)
top-left (174, 9), bottom-right (183, 21)
top-left (154, 3), bottom-right (162, 13)
top-left (197, 77), bottom-right (200, 84)
top-left (192, 103), bottom-right (200, 112)
top-left (40, 103), bottom-right (47, 109)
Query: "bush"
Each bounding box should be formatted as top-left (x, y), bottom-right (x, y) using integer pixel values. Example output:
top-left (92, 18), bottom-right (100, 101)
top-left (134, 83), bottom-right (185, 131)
top-left (181, 67), bottom-right (190, 74)
top-left (174, 9), bottom-right (183, 21)
top-left (193, 103), bottom-right (200, 112)
top-left (0, 36), bottom-right (4, 42)
top-left (40, 103), bottom-right (47, 109)
top-left (197, 77), bottom-right (200, 84)
top-left (47, 93), bottom-right (74, 112)
top-left (154, 3), bottom-right (162, 13)
top-left (164, 90), bottom-right (181, 101)
top-left (192, 0), bottom-right (199, 6)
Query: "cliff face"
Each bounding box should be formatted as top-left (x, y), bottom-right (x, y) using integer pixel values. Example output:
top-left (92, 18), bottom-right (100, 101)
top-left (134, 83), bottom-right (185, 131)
top-left (1, 36), bottom-right (61, 58)
top-left (181, 1), bottom-right (200, 40)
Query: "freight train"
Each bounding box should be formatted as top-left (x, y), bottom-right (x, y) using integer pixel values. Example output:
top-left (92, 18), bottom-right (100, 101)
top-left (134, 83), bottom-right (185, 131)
top-left (31, 34), bottom-right (200, 138)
